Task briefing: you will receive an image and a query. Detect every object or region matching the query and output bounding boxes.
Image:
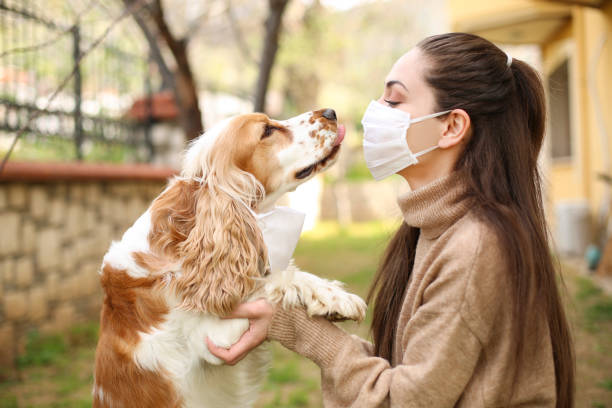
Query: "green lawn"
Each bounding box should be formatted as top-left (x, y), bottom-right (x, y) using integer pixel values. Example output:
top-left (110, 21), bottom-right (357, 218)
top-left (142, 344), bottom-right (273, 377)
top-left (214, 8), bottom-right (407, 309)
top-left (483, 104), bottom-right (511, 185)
top-left (1, 221), bottom-right (611, 407)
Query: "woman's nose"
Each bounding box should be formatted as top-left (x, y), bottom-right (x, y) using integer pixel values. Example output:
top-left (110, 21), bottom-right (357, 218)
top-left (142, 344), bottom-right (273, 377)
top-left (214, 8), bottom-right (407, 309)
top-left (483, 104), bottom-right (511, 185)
top-left (322, 109), bottom-right (336, 121)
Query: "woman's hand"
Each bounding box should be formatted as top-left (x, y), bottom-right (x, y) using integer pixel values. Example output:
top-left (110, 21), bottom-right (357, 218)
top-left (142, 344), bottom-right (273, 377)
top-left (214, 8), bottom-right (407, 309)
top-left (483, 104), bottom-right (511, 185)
top-left (206, 299), bottom-right (276, 365)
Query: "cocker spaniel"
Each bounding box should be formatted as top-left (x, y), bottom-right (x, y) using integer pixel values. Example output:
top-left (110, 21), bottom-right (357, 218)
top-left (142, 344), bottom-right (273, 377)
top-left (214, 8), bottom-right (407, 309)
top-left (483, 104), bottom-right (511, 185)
top-left (93, 109), bottom-right (367, 407)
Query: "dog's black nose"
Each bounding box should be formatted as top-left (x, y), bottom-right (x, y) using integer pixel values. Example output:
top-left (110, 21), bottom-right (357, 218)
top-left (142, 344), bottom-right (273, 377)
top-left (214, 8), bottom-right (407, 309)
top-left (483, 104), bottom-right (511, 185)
top-left (322, 109), bottom-right (336, 121)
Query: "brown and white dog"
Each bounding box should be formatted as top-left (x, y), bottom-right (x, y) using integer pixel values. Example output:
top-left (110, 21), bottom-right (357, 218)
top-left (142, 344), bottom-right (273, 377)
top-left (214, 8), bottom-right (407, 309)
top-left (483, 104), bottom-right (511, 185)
top-left (93, 109), bottom-right (367, 407)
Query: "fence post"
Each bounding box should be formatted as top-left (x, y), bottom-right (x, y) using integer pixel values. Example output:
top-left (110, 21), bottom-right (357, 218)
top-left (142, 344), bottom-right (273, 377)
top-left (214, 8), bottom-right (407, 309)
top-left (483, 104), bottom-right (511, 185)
top-left (144, 53), bottom-right (155, 161)
top-left (72, 24), bottom-right (83, 160)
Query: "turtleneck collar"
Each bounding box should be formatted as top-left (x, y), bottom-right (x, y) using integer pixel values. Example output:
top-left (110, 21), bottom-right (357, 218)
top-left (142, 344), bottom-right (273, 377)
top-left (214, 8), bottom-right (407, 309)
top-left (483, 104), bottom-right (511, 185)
top-left (397, 171), bottom-right (472, 240)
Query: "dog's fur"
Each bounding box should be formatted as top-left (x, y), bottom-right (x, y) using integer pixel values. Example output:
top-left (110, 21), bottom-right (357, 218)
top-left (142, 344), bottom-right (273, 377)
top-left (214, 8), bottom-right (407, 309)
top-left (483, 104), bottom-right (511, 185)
top-left (93, 110), bottom-right (367, 407)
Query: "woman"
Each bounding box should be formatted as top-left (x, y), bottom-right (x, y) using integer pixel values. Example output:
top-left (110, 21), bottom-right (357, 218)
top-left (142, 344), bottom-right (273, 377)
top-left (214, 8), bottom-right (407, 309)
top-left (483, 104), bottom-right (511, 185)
top-left (208, 33), bottom-right (575, 407)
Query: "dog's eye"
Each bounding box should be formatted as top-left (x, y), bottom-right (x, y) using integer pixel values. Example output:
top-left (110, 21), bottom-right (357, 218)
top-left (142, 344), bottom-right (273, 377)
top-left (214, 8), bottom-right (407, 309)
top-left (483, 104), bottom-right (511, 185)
top-left (262, 124), bottom-right (280, 139)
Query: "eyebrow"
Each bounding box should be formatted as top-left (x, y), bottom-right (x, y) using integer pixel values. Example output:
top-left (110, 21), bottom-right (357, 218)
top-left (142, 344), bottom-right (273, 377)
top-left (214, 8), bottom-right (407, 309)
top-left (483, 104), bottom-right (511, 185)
top-left (385, 80), bottom-right (409, 92)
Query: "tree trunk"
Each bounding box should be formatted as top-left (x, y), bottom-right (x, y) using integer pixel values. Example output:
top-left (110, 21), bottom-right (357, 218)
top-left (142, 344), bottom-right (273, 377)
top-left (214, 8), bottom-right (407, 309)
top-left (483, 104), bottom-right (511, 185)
top-left (254, 0), bottom-right (290, 113)
top-left (125, 0), bottom-right (204, 141)
top-left (150, 0), bottom-right (203, 140)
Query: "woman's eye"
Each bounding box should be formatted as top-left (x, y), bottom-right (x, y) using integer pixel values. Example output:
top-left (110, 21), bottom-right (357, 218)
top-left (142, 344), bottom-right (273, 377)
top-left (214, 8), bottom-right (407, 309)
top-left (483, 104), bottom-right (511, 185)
top-left (384, 100), bottom-right (400, 107)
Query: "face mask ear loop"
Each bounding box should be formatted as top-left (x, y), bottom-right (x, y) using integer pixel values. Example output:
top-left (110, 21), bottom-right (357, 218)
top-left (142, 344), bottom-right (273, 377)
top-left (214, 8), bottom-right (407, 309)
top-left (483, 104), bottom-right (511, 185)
top-left (413, 144), bottom-right (439, 158)
top-left (409, 110), bottom-right (452, 124)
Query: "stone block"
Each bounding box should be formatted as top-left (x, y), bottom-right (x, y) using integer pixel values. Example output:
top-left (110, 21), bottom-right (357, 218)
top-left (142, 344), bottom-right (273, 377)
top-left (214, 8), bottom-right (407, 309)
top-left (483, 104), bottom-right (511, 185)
top-left (100, 196), bottom-right (112, 219)
top-left (84, 183), bottom-right (102, 206)
top-left (81, 263), bottom-right (101, 295)
top-left (126, 196), bottom-right (145, 225)
top-left (28, 286), bottom-right (47, 321)
top-left (29, 186), bottom-right (48, 220)
top-left (15, 258), bottom-right (34, 288)
top-left (36, 228), bottom-right (61, 270)
top-left (21, 219), bottom-right (35, 254)
top-left (44, 272), bottom-right (59, 301)
top-left (61, 244), bottom-right (78, 275)
top-left (0, 188), bottom-right (7, 210)
top-left (53, 303), bottom-right (76, 330)
top-left (82, 209), bottom-right (97, 234)
top-left (58, 275), bottom-right (81, 301)
top-left (96, 223), bottom-right (114, 250)
top-left (54, 183), bottom-right (68, 200)
top-left (69, 184), bottom-right (84, 201)
top-left (1, 259), bottom-right (15, 285)
top-left (48, 198), bottom-right (66, 226)
top-left (4, 291), bottom-right (27, 319)
top-left (64, 204), bottom-right (83, 237)
top-left (0, 212), bottom-right (20, 256)
top-left (7, 184), bottom-right (27, 209)
top-left (110, 198), bottom-right (127, 226)
top-left (0, 323), bottom-right (15, 369)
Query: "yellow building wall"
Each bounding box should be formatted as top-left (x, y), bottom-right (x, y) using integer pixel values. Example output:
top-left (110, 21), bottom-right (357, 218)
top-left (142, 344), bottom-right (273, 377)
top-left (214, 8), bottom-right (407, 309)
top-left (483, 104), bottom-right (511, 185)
top-left (449, 0), bottom-right (612, 240)
top-left (573, 5), bottom-right (612, 230)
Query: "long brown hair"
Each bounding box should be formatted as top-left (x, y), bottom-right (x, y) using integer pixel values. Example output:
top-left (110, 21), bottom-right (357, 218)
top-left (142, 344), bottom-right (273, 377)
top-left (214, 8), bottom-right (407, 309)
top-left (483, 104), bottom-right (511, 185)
top-left (367, 33), bottom-right (574, 407)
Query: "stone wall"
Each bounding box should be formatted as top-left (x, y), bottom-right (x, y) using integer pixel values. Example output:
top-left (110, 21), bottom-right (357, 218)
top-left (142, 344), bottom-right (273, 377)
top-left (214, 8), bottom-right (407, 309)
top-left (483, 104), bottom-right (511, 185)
top-left (0, 162), bottom-right (174, 369)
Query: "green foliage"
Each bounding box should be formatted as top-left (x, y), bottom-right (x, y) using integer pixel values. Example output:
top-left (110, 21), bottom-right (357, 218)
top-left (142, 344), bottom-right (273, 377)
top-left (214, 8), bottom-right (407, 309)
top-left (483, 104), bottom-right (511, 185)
top-left (585, 299), bottom-right (612, 326)
top-left (0, 395), bottom-right (18, 408)
top-left (344, 160), bottom-right (373, 182)
top-left (268, 360), bottom-right (301, 384)
top-left (575, 276), bottom-right (603, 301)
top-left (573, 275), bottom-right (612, 332)
top-left (599, 378), bottom-right (612, 391)
top-left (3, 136), bottom-right (139, 163)
top-left (17, 331), bottom-right (67, 368)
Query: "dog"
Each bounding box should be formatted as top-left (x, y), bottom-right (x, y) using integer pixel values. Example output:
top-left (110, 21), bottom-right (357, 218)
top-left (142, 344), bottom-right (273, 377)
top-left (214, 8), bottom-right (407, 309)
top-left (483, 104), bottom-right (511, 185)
top-left (93, 109), bottom-right (367, 407)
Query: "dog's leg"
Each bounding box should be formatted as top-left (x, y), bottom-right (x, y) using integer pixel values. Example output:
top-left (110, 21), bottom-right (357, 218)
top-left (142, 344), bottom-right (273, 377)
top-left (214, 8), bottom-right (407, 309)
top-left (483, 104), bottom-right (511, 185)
top-left (262, 262), bottom-right (367, 322)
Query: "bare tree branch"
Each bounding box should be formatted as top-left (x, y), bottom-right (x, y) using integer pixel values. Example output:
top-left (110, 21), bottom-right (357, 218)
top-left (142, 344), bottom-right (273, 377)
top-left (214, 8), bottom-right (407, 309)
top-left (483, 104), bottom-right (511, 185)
top-left (184, 3), bottom-right (214, 44)
top-left (0, 0), bottom-right (150, 174)
top-left (0, 0), bottom-right (98, 59)
top-left (147, 0), bottom-right (203, 140)
top-left (225, 0), bottom-right (258, 65)
top-left (254, 0), bottom-right (290, 113)
top-left (123, 1), bottom-right (177, 94)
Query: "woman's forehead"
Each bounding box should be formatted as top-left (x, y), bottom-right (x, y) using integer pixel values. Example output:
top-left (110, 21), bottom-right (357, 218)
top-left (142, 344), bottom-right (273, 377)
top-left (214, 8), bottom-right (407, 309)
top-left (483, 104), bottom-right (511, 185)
top-left (385, 48), bottom-right (428, 91)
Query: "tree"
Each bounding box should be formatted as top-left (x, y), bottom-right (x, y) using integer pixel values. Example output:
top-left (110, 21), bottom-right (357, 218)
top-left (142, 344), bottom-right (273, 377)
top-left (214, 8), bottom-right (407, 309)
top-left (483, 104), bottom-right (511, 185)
top-left (253, 0), bottom-right (290, 113)
top-left (124, 0), bottom-right (204, 141)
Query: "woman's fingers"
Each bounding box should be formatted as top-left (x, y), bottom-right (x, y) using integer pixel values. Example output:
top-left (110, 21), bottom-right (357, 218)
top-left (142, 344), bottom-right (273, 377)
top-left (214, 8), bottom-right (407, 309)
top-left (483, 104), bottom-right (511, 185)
top-left (222, 299), bottom-right (269, 320)
top-left (206, 327), bottom-right (265, 365)
top-left (206, 299), bottom-right (276, 365)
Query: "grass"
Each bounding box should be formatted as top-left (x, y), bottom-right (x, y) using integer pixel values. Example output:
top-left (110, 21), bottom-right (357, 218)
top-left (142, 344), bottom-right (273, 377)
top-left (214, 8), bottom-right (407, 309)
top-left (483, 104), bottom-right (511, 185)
top-left (1, 221), bottom-right (611, 407)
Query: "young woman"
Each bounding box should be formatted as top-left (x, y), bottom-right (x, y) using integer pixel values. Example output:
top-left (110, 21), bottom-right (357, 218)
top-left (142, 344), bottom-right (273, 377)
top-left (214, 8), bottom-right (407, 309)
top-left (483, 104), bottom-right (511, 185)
top-left (208, 33), bottom-right (575, 407)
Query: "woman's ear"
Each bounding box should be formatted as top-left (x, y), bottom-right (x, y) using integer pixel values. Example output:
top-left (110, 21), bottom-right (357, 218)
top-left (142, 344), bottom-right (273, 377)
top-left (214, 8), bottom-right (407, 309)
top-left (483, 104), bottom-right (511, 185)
top-left (439, 109), bottom-right (471, 149)
top-left (172, 186), bottom-right (266, 316)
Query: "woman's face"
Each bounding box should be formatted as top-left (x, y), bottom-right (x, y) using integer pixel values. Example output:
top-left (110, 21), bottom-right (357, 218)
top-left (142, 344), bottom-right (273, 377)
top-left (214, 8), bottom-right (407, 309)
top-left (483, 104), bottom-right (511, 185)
top-left (375, 47), bottom-right (448, 176)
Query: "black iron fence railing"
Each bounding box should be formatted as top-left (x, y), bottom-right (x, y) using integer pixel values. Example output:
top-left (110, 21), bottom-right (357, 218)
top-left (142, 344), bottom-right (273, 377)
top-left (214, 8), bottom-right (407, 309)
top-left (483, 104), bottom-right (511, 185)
top-left (0, 0), bottom-right (158, 162)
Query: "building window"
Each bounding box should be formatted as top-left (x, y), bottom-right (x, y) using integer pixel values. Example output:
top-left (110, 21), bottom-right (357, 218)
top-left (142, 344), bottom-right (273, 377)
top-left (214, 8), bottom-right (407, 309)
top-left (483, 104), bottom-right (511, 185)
top-left (548, 59), bottom-right (572, 160)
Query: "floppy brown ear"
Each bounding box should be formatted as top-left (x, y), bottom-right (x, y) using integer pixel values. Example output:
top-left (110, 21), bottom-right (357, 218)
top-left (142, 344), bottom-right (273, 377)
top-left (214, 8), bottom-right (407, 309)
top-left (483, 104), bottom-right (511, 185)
top-left (171, 186), bottom-right (266, 316)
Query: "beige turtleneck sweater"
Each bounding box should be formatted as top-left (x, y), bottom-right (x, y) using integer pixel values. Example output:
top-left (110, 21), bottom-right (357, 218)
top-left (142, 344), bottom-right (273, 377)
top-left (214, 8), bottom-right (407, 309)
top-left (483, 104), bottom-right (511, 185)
top-left (268, 172), bottom-right (556, 407)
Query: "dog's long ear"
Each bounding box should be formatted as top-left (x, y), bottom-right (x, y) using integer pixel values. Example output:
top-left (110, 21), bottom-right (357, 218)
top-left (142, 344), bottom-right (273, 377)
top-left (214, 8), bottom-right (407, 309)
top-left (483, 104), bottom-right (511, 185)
top-left (172, 117), bottom-right (267, 316)
top-left (172, 183), bottom-right (266, 316)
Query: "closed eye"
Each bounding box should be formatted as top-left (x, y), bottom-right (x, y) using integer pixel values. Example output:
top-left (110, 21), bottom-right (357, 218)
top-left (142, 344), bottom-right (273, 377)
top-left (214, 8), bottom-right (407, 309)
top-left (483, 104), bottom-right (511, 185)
top-left (262, 124), bottom-right (281, 139)
top-left (384, 99), bottom-right (400, 107)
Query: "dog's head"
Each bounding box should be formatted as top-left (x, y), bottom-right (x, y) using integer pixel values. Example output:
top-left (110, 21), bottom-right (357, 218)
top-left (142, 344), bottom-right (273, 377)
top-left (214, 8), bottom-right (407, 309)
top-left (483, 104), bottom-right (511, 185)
top-left (182, 108), bottom-right (343, 208)
top-left (149, 109), bottom-right (343, 316)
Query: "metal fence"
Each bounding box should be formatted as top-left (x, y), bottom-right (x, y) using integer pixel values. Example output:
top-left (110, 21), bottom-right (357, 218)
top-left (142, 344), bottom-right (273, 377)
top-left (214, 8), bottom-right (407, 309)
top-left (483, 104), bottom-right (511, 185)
top-left (0, 0), bottom-right (158, 162)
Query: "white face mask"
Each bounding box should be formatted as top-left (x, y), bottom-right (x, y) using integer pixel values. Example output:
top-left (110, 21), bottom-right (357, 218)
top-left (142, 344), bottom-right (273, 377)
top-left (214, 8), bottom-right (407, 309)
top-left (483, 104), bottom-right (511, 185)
top-left (361, 100), bottom-right (451, 181)
top-left (254, 207), bottom-right (305, 273)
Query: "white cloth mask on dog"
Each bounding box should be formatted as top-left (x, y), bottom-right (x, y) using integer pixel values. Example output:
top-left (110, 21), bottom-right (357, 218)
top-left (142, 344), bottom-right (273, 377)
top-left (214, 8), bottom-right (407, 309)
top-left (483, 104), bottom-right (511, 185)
top-left (254, 207), bottom-right (305, 273)
top-left (361, 100), bottom-right (451, 181)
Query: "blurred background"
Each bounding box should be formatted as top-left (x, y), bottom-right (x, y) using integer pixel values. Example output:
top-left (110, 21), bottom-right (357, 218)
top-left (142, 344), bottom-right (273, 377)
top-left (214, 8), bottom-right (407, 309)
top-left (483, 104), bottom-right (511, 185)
top-left (0, 0), bottom-right (611, 406)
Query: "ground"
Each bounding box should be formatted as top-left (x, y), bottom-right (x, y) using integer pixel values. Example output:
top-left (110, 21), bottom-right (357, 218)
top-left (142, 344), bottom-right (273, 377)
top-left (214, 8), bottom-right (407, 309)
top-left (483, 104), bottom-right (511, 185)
top-left (0, 221), bottom-right (611, 407)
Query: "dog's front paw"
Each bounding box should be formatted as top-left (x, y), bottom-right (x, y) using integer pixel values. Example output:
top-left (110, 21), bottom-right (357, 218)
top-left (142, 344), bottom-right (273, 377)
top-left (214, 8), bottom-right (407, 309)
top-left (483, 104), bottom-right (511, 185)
top-left (305, 281), bottom-right (367, 323)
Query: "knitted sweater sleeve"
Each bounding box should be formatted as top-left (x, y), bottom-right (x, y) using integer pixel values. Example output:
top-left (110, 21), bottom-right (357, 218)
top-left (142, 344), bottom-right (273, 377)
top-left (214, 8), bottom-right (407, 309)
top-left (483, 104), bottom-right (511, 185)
top-left (268, 305), bottom-right (482, 408)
